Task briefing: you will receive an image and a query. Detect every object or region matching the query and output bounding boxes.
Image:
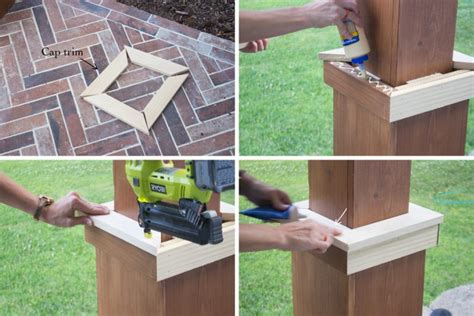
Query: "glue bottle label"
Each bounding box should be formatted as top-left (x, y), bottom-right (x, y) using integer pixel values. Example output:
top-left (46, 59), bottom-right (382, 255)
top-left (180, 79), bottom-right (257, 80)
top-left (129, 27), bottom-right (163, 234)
top-left (341, 21), bottom-right (361, 46)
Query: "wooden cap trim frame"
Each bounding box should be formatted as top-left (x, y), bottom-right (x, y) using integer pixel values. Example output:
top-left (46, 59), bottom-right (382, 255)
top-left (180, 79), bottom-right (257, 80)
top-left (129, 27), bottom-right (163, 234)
top-left (318, 48), bottom-right (474, 123)
top-left (88, 201), bottom-right (235, 282)
top-left (292, 200), bottom-right (443, 275)
top-left (80, 47), bottom-right (189, 135)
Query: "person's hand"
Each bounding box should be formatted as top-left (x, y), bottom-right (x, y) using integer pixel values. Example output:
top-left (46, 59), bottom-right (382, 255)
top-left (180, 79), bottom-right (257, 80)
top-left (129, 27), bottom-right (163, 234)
top-left (303, 0), bottom-right (362, 38)
top-left (240, 39), bottom-right (270, 53)
top-left (245, 181), bottom-right (291, 211)
top-left (40, 192), bottom-right (110, 227)
top-left (240, 171), bottom-right (291, 210)
top-left (276, 220), bottom-right (342, 253)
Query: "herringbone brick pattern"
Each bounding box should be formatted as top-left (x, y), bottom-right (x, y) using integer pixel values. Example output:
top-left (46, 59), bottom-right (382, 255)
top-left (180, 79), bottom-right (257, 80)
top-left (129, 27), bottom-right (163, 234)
top-left (0, 0), bottom-right (235, 156)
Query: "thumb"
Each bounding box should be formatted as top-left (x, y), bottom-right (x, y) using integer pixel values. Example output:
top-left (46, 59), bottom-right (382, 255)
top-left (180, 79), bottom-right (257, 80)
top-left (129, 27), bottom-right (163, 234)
top-left (272, 196), bottom-right (290, 211)
top-left (332, 228), bottom-right (343, 236)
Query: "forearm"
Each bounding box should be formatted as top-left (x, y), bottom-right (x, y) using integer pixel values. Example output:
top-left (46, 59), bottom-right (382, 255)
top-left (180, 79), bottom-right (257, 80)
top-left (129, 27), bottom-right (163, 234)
top-left (239, 170), bottom-right (257, 197)
top-left (240, 223), bottom-right (286, 252)
top-left (0, 173), bottom-right (38, 215)
top-left (240, 8), bottom-right (311, 43)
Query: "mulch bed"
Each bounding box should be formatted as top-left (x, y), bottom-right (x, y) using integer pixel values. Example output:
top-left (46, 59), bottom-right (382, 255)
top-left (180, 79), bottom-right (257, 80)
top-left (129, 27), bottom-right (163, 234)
top-left (117, 0), bottom-right (234, 41)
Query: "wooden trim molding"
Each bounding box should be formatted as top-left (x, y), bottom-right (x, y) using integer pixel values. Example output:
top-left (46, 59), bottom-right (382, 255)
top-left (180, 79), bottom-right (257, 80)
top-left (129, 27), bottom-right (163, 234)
top-left (293, 200), bottom-right (443, 275)
top-left (89, 201), bottom-right (235, 282)
top-left (318, 48), bottom-right (474, 70)
top-left (220, 201), bottom-right (235, 221)
top-left (156, 222), bottom-right (235, 281)
top-left (80, 47), bottom-right (189, 134)
top-left (323, 60), bottom-right (473, 123)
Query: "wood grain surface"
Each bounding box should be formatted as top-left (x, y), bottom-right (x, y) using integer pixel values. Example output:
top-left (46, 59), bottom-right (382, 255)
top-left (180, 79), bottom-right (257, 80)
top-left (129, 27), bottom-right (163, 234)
top-left (351, 160), bottom-right (411, 226)
top-left (330, 0), bottom-right (467, 155)
top-left (113, 160), bottom-right (138, 221)
top-left (333, 93), bottom-right (397, 155)
top-left (308, 160), bottom-right (350, 226)
top-left (324, 62), bottom-right (391, 120)
top-left (308, 160), bottom-right (411, 228)
top-left (294, 160), bottom-right (424, 315)
top-left (359, 0), bottom-right (458, 86)
top-left (394, 101), bottom-right (469, 155)
top-left (86, 226), bottom-right (234, 316)
top-left (293, 251), bottom-right (425, 316)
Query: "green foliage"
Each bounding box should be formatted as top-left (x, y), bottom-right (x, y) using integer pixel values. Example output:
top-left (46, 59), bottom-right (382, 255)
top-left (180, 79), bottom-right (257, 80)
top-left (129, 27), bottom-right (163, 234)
top-left (240, 0), bottom-right (474, 155)
top-left (239, 160), bottom-right (474, 315)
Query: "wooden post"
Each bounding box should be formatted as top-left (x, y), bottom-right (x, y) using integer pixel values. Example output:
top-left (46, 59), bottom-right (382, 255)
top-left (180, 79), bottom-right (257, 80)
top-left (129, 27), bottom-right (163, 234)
top-left (0, 0), bottom-right (14, 19)
top-left (330, 0), bottom-right (468, 155)
top-left (85, 161), bottom-right (234, 315)
top-left (292, 161), bottom-right (426, 316)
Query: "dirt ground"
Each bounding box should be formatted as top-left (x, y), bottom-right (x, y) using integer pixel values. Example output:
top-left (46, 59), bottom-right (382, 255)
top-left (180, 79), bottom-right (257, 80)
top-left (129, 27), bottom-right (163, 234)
top-left (117, 0), bottom-right (234, 41)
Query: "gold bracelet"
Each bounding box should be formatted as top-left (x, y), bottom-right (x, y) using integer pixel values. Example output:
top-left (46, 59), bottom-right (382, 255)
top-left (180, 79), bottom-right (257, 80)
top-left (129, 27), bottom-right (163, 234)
top-left (33, 195), bottom-right (54, 221)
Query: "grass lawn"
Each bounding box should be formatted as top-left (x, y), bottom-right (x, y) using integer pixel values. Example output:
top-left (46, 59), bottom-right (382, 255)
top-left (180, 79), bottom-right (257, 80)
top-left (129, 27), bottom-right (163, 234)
top-left (239, 160), bottom-right (474, 315)
top-left (0, 161), bottom-right (234, 315)
top-left (239, 0), bottom-right (474, 156)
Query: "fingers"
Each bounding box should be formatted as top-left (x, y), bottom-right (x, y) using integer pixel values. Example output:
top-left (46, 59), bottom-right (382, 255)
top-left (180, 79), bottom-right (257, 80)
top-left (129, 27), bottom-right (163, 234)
top-left (271, 196), bottom-right (288, 211)
top-left (336, 21), bottom-right (351, 39)
top-left (346, 11), bottom-right (363, 26)
top-left (319, 223), bottom-right (343, 238)
top-left (240, 40), bottom-right (269, 53)
top-left (332, 227), bottom-right (343, 236)
top-left (68, 192), bottom-right (110, 216)
top-left (336, 0), bottom-right (359, 12)
top-left (271, 190), bottom-right (291, 211)
top-left (309, 221), bottom-right (341, 253)
top-left (279, 190), bottom-right (292, 205)
top-left (334, 1), bottom-right (363, 29)
top-left (310, 239), bottom-right (332, 254)
top-left (241, 41), bottom-right (257, 53)
top-left (67, 215), bottom-right (93, 227)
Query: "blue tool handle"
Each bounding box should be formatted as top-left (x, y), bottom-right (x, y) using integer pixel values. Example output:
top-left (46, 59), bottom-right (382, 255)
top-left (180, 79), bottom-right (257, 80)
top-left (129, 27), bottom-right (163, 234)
top-left (240, 206), bottom-right (292, 221)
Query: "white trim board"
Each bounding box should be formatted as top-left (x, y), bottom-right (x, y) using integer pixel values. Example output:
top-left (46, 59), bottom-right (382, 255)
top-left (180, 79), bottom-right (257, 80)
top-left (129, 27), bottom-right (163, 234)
top-left (80, 47), bottom-right (189, 134)
top-left (220, 201), bottom-right (235, 221)
top-left (89, 201), bottom-right (235, 281)
top-left (318, 47), bottom-right (350, 62)
top-left (84, 94), bottom-right (149, 134)
top-left (156, 222), bottom-right (235, 281)
top-left (453, 51), bottom-right (474, 70)
top-left (293, 200), bottom-right (443, 274)
top-left (89, 201), bottom-right (161, 256)
top-left (318, 48), bottom-right (474, 70)
top-left (390, 70), bottom-right (474, 122)
top-left (325, 61), bottom-right (473, 122)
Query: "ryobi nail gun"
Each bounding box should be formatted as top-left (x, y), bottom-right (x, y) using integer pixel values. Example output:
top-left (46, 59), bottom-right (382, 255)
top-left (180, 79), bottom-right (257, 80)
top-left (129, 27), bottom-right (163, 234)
top-left (125, 160), bottom-right (234, 245)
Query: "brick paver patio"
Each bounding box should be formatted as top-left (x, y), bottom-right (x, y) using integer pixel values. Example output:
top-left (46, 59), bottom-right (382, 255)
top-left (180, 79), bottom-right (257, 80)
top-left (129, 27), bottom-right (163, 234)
top-left (0, 0), bottom-right (235, 156)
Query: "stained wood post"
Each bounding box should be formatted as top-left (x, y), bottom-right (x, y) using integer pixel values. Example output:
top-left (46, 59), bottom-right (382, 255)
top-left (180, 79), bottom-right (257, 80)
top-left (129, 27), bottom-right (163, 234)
top-left (85, 161), bottom-right (234, 315)
top-left (330, 0), bottom-right (468, 155)
top-left (0, 0), bottom-right (14, 19)
top-left (292, 160), bottom-right (426, 316)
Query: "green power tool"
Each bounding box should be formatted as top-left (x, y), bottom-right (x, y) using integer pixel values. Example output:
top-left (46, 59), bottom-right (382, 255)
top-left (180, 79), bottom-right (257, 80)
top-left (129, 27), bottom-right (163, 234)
top-left (125, 160), bottom-right (235, 245)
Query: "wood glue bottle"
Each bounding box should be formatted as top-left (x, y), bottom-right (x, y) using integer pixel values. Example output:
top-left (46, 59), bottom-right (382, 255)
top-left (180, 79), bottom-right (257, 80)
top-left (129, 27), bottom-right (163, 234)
top-left (340, 20), bottom-right (370, 78)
